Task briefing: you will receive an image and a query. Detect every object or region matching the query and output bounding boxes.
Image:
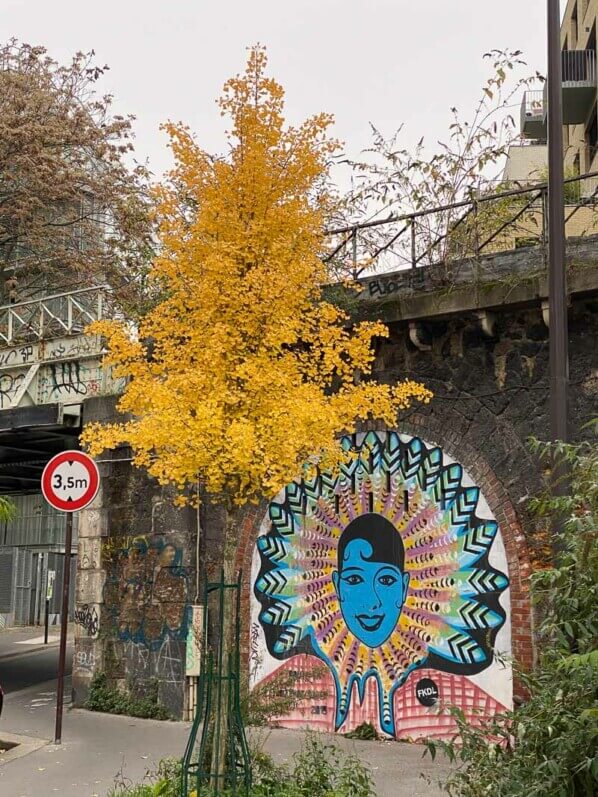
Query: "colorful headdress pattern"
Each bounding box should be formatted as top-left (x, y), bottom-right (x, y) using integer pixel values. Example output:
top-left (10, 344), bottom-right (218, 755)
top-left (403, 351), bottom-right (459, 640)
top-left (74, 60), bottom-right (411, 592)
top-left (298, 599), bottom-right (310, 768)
top-left (254, 431), bottom-right (509, 736)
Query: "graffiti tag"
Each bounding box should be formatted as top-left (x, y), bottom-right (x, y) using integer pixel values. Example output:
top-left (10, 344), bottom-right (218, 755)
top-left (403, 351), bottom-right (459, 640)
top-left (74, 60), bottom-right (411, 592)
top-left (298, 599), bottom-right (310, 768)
top-left (0, 372), bottom-right (25, 407)
top-left (49, 361), bottom-right (87, 396)
top-left (46, 337), bottom-right (98, 360)
top-left (367, 278), bottom-right (403, 298)
top-left (74, 603), bottom-right (99, 637)
top-left (74, 649), bottom-right (97, 672)
top-left (0, 344), bottom-right (35, 367)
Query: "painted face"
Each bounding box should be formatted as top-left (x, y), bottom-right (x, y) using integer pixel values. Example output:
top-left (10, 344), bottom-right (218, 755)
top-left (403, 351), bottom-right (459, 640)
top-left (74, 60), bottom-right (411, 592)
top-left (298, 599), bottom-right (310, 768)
top-left (159, 545), bottom-right (177, 567)
top-left (332, 538), bottom-right (409, 648)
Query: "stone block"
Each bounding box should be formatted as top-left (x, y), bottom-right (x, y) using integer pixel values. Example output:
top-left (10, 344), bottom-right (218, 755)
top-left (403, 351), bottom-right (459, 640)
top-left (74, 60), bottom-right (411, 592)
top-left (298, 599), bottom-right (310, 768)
top-left (78, 507), bottom-right (108, 538)
top-left (78, 538), bottom-right (102, 570)
top-left (76, 570), bottom-right (105, 604)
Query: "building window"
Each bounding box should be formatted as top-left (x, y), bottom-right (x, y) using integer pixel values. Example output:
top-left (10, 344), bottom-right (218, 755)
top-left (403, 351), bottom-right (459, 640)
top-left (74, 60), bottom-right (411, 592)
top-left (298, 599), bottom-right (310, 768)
top-left (572, 3), bottom-right (578, 47)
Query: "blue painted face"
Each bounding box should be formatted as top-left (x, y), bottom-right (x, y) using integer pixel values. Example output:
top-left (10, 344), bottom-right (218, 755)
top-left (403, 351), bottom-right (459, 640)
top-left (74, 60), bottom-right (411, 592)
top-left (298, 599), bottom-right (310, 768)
top-left (332, 538), bottom-right (409, 648)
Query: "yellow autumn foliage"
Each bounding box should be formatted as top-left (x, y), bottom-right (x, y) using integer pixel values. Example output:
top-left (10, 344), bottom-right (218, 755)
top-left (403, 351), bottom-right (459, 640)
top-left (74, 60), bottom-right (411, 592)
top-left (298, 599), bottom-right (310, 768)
top-left (82, 46), bottom-right (431, 506)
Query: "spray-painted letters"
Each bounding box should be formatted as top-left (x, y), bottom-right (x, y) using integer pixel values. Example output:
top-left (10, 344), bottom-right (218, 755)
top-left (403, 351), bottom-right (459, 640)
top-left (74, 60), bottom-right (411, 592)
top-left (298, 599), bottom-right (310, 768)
top-left (74, 603), bottom-right (100, 637)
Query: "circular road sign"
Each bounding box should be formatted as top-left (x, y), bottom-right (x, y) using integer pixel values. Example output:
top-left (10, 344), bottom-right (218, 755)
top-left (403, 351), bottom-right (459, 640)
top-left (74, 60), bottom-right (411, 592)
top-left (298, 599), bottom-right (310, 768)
top-left (41, 450), bottom-right (100, 512)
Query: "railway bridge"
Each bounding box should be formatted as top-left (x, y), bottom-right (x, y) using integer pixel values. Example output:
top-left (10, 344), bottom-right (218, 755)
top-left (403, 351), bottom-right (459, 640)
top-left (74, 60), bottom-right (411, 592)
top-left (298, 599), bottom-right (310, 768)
top-left (0, 229), bottom-right (596, 734)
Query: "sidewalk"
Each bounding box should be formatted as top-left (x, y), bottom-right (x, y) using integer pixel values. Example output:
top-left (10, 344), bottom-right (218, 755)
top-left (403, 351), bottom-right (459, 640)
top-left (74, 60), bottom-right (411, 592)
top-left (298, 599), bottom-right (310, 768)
top-left (0, 677), bottom-right (450, 797)
top-left (0, 625), bottom-right (61, 660)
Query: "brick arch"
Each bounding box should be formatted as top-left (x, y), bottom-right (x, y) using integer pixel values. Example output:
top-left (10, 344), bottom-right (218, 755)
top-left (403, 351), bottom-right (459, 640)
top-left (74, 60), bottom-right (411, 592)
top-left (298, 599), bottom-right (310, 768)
top-left (394, 411), bottom-right (535, 687)
top-left (235, 416), bottom-right (534, 701)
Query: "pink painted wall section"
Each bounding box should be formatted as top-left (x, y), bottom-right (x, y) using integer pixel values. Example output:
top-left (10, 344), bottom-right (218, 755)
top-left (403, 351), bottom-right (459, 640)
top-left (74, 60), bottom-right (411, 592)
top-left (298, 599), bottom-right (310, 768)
top-left (254, 655), bottom-right (508, 741)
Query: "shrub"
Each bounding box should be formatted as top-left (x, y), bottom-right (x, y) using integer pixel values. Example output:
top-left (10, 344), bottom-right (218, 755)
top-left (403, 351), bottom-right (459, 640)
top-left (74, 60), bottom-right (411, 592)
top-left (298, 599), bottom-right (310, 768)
top-left (344, 722), bottom-right (379, 741)
top-left (108, 758), bottom-right (181, 797)
top-left (110, 733), bottom-right (377, 797)
top-left (425, 426), bottom-right (598, 796)
top-left (243, 664), bottom-right (328, 727)
top-left (86, 672), bottom-right (172, 721)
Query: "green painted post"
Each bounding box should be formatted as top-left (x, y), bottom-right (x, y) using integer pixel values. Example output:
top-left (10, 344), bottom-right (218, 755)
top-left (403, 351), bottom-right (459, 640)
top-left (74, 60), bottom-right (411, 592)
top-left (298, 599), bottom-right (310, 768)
top-left (181, 571), bottom-right (251, 796)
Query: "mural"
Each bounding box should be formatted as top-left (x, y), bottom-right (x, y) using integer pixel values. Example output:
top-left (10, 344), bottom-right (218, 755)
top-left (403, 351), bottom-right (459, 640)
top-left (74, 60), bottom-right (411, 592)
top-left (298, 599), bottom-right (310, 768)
top-left (252, 431), bottom-right (512, 739)
top-left (103, 535), bottom-right (189, 650)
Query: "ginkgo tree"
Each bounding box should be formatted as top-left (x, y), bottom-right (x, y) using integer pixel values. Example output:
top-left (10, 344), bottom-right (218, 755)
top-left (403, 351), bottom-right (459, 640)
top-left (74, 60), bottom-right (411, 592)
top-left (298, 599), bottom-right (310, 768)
top-left (83, 46), bottom-right (430, 538)
top-left (82, 43), bottom-right (431, 788)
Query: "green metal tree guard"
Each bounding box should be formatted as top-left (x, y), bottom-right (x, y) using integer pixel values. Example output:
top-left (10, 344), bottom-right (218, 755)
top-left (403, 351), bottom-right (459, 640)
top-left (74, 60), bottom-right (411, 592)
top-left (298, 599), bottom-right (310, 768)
top-left (181, 570), bottom-right (251, 796)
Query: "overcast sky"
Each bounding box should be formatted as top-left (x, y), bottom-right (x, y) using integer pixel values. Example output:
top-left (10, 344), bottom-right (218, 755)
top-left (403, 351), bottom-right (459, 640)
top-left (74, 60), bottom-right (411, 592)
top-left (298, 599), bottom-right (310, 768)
top-left (2, 1), bottom-right (549, 179)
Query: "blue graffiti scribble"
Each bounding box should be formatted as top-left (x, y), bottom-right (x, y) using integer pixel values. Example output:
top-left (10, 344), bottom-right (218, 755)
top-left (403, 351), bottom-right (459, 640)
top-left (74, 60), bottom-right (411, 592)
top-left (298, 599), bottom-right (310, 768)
top-left (103, 535), bottom-right (189, 650)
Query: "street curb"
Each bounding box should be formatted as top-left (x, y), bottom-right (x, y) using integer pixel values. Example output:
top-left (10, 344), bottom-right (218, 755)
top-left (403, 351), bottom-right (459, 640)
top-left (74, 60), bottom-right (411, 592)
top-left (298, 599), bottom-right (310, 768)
top-left (3, 675), bottom-right (70, 702)
top-left (0, 731), bottom-right (49, 766)
top-left (0, 642), bottom-right (60, 662)
top-left (69, 707), bottom-right (191, 728)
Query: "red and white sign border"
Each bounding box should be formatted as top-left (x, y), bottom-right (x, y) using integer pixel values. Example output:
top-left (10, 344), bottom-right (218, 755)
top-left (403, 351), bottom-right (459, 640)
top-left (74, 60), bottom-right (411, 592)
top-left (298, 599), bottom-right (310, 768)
top-left (41, 450), bottom-right (100, 512)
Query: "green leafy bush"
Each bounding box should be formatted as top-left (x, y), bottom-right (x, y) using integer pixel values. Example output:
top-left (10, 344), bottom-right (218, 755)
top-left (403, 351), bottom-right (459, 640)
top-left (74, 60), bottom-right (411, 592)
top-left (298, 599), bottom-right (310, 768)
top-left (426, 664), bottom-right (597, 796)
top-left (0, 496), bottom-right (16, 522)
top-left (242, 665), bottom-right (328, 727)
top-left (426, 425), bottom-right (598, 796)
top-left (86, 672), bottom-right (172, 721)
top-left (250, 733), bottom-right (376, 797)
top-left (110, 733), bottom-right (376, 797)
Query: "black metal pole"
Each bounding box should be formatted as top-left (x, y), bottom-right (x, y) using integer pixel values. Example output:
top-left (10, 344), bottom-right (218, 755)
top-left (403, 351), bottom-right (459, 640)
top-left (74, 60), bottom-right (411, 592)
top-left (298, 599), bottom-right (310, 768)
top-left (54, 512), bottom-right (73, 745)
top-left (44, 598), bottom-right (49, 645)
top-left (547, 0), bottom-right (569, 449)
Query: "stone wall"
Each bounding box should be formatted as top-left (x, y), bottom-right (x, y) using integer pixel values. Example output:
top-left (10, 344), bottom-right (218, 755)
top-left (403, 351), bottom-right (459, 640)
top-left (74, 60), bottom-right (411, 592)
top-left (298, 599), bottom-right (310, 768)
top-left (72, 289), bottom-right (598, 727)
top-left (72, 396), bottom-right (197, 719)
top-left (234, 293), bottom-right (597, 740)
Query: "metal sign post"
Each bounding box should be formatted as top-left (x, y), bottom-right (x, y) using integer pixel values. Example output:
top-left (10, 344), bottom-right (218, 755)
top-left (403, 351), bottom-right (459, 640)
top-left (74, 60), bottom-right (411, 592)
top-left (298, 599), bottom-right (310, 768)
top-left (54, 512), bottom-right (73, 745)
top-left (546, 0), bottom-right (570, 551)
top-left (547, 0), bottom-right (569, 449)
top-left (44, 570), bottom-right (55, 645)
top-left (41, 450), bottom-right (100, 745)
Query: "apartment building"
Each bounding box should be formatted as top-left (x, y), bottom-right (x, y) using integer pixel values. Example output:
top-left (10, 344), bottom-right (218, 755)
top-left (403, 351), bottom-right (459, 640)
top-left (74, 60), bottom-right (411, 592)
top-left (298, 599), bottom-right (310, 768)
top-left (521, 1), bottom-right (598, 175)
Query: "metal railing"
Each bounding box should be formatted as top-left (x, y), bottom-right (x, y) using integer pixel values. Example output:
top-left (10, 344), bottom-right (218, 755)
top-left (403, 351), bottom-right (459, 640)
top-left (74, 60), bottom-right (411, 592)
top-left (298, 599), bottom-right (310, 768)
top-left (2, 174), bottom-right (597, 320)
top-left (562, 49), bottom-right (596, 85)
top-left (0, 286), bottom-right (107, 345)
top-left (325, 171), bottom-right (598, 279)
top-left (520, 89), bottom-right (547, 139)
top-left (521, 89), bottom-right (545, 119)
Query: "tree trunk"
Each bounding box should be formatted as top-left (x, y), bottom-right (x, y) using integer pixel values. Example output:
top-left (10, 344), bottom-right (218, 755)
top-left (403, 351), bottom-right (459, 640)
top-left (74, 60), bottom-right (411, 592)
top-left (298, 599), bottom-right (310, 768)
top-left (209, 505), bottom-right (238, 791)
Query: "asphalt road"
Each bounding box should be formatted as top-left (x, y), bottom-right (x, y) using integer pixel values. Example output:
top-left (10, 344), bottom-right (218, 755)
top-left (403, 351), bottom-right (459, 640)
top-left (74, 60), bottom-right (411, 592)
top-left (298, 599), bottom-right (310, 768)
top-left (0, 645), bottom-right (72, 694)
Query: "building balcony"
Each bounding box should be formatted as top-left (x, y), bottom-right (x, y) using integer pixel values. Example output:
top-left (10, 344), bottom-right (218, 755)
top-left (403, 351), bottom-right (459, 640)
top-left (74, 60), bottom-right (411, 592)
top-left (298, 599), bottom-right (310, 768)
top-left (559, 49), bottom-right (597, 124)
top-left (521, 50), bottom-right (597, 138)
top-left (521, 90), bottom-right (546, 139)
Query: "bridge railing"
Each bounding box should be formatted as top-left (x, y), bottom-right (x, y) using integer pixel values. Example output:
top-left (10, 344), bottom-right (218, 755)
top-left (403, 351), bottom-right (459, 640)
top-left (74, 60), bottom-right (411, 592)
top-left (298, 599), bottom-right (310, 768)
top-left (0, 286), bottom-right (108, 345)
top-left (2, 175), bottom-right (596, 323)
top-left (325, 171), bottom-right (598, 280)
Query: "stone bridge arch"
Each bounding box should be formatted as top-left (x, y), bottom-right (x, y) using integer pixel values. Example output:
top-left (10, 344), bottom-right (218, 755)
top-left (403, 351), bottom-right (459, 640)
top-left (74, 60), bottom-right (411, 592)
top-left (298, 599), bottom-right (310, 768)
top-left (236, 415), bottom-right (533, 741)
